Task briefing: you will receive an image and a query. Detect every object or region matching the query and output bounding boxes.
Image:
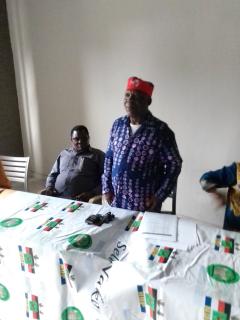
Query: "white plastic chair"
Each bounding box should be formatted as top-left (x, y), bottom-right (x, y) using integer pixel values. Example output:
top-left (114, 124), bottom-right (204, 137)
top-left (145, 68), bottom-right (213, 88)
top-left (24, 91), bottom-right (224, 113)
top-left (0, 155), bottom-right (30, 191)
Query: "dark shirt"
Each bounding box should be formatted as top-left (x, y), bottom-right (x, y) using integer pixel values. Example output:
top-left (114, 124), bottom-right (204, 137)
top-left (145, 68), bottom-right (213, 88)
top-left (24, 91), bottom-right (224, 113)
top-left (46, 147), bottom-right (105, 197)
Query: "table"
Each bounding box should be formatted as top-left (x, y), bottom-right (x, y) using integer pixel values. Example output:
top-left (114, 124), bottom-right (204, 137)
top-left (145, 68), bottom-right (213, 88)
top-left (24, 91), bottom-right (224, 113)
top-left (0, 190), bottom-right (240, 320)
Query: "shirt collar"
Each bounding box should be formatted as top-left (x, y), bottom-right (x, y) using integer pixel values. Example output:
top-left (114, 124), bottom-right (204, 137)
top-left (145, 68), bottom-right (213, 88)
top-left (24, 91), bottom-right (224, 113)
top-left (125, 111), bottom-right (153, 127)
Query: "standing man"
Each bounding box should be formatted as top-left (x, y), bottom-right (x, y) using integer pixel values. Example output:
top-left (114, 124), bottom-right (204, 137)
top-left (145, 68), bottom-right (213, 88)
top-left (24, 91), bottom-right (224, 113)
top-left (102, 76), bottom-right (182, 212)
top-left (44, 125), bottom-right (105, 202)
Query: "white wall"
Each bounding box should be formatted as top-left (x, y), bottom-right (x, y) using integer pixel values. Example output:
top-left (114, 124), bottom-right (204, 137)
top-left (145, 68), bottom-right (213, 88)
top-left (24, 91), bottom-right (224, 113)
top-left (7, 0), bottom-right (240, 226)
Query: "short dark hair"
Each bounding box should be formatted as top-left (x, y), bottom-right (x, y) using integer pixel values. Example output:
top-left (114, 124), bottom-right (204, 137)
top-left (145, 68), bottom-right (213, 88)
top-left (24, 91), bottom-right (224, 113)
top-left (70, 125), bottom-right (89, 137)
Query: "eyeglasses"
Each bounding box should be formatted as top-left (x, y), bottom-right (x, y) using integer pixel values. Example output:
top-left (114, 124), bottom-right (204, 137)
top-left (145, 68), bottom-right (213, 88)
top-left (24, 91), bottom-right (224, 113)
top-left (71, 135), bottom-right (89, 142)
top-left (72, 137), bottom-right (81, 142)
top-left (124, 91), bottom-right (146, 101)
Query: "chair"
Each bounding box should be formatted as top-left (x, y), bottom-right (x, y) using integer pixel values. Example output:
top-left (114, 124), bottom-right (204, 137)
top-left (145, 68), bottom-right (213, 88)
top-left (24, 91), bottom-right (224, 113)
top-left (160, 184), bottom-right (177, 215)
top-left (0, 155), bottom-right (30, 191)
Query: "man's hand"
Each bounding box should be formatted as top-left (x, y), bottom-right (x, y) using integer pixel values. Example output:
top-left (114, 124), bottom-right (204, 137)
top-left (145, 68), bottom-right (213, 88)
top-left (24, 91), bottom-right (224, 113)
top-left (210, 191), bottom-right (226, 208)
top-left (145, 195), bottom-right (158, 211)
top-left (75, 192), bottom-right (93, 202)
top-left (44, 187), bottom-right (55, 196)
top-left (102, 192), bottom-right (114, 205)
top-left (200, 181), bottom-right (226, 208)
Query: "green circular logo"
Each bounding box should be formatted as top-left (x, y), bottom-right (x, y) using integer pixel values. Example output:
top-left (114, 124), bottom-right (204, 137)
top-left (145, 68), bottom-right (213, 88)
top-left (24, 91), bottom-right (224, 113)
top-left (61, 306), bottom-right (84, 320)
top-left (207, 264), bottom-right (240, 283)
top-left (68, 234), bottom-right (92, 249)
top-left (0, 283), bottom-right (10, 301)
top-left (0, 218), bottom-right (23, 228)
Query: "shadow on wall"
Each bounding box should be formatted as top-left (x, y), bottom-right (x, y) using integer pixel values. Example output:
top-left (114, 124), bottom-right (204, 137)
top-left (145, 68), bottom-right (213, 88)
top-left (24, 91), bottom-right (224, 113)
top-left (0, 0), bottom-right (23, 156)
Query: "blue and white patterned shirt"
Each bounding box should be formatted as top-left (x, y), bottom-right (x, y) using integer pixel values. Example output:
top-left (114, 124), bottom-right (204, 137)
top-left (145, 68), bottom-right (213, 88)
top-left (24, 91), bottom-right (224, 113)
top-left (102, 112), bottom-right (182, 211)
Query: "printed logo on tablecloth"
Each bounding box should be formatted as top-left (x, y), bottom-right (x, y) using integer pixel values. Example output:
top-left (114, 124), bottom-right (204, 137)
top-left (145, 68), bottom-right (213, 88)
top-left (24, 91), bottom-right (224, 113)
top-left (0, 283), bottom-right (10, 301)
top-left (207, 264), bottom-right (239, 284)
top-left (204, 296), bottom-right (231, 320)
top-left (125, 212), bottom-right (144, 232)
top-left (137, 285), bottom-right (164, 320)
top-left (59, 258), bottom-right (74, 286)
top-left (68, 234), bottom-right (92, 249)
top-left (213, 234), bottom-right (240, 254)
top-left (37, 217), bottom-right (63, 231)
top-left (0, 218), bottom-right (23, 228)
top-left (61, 306), bottom-right (84, 320)
top-left (25, 201), bottom-right (48, 212)
top-left (61, 201), bottom-right (83, 213)
top-left (25, 293), bottom-right (43, 319)
top-left (148, 246), bottom-right (173, 263)
top-left (18, 246), bottom-right (39, 273)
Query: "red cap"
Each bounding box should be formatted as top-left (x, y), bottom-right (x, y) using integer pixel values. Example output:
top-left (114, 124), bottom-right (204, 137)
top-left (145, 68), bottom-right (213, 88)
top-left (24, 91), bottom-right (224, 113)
top-left (126, 77), bottom-right (154, 97)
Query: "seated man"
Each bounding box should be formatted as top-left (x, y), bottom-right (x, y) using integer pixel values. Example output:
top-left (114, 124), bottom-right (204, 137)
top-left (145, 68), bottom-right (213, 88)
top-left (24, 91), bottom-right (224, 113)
top-left (200, 162), bottom-right (240, 231)
top-left (0, 160), bottom-right (11, 189)
top-left (43, 125), bottom-right (105, 202)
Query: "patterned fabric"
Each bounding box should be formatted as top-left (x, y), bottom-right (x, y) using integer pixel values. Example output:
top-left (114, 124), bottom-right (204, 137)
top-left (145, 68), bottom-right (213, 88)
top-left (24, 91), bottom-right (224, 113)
top-left (200, 162), bottom-right (240, 230)
top-left (0, 160), bottom-right (11, 189)
top-left (102, 112), bottom-right (182, 211)
top-left (229, 162), bottom-right (240, 216)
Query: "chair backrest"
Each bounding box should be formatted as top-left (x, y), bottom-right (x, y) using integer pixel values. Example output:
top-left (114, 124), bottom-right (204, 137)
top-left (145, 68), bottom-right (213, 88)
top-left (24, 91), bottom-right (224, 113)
top-left (160, 184), bottom-right (177, 215)
top-left (0, 155), bottom-right (30, 191)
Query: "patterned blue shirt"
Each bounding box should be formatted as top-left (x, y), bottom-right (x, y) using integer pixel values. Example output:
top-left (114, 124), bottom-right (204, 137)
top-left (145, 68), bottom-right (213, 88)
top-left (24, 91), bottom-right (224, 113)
top-left (102, 112), bottom-right (182, 211)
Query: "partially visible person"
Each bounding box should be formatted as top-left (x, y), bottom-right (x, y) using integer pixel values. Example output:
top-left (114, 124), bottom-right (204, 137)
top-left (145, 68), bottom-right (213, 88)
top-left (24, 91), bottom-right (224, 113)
top-left (200, 162), bottom-right (240, 231)
top-left (102, 76), bottom-right (182, 212)
top-left (0, 160), bottom-right (11, 189)
top-left (44, 125), bottom-right (105, 202)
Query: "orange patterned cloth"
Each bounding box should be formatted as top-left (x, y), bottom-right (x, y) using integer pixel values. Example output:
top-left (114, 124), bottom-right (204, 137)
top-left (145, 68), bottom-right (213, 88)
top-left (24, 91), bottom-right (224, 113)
top-left (0, 160), bottom-right (11, 189)
top-left (229, 162), bottom-right (240, 216)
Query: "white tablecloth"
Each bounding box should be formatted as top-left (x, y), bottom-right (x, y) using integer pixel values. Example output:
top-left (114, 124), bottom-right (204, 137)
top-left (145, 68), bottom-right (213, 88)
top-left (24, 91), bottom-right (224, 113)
top-left (0, 191), bottom-right (240, 320)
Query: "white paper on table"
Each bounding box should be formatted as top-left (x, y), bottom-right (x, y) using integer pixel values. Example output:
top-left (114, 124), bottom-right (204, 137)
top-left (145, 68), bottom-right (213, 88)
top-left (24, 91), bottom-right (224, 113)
top-left (177, 217), bottom-right (198, 245)
top-left (138, 211), bottom-right (178, 242)
top-left (144, 217), bottom-right (198, 251)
